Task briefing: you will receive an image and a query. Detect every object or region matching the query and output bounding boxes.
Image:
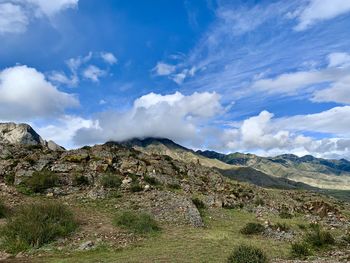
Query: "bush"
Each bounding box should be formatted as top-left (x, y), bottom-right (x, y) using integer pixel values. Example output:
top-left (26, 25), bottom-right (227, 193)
top-left (192, 198), bottom-right (206, 210)
top-left (101, 174), bottom-right (122, 188)
top-left (113, 210), bottom-right (160, 234)
top-left (279, 207), bottom-right (293, 219)
top-left (4, 173), bottom-right (15, 186)
top-left (168, 183), bottom-right (181, 190)
top-left (342, 233), bottom-right (350, 244)
top-left (227, 245), bottom-right (268, 263)
top-left (304, 224), bottom-right (335, 248)
top-left (143, 175), bottom-right (160, 185)
top-left (0, 200), bottom-right (7, 218)
top-left (0, 201), bottom-right (77, 253)
top-left (24, 170), bottom-right (59, 193)
top-left (73, 174), bottom-right (90, 186)
top-left (130, 182), bottom-right (143, 192)
top-left (290, 242), bottom-right (312, 259)
top-left (240, 222), bottom-right (265, 235)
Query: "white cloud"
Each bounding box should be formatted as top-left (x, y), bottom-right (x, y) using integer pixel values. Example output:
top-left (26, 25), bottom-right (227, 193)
top-left (73, 91), bottom-right (222, 145)
top-left (153, 62), bottom-right (176, 76)
top-left (0, 2), bottom-right (28, 34)
top-left (82, 65), bottom-right (106, 82)
top-left (218, 107), bottom-right (350, 159)
top-left (25, 0), bottom-right (79, 17)
top-left (294, 0), bottom-right (350, 31)
top-left (101, 52), bottom-right (117, 65)
top-left (34, 115), bottom-right (97, 149)
top-left (48, 71), bottom-right (78, 87)
top-left (251, 52), bottom-right (350, 104)
top-left (0, 0), bottom-right (79, 34)
top-left (328, 52), bottom-right (350, 68)
top-left (0, 65), bottom-right (79, 120)
top-left (52, 52), bottom-right (116, 86)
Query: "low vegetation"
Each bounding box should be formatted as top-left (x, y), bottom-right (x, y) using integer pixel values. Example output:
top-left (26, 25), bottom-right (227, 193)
top-left (72, 174), bottom-right (90, 186)
top-left (0, 200), bottom-right (7, 218)
top-left (100, 174), bottom-right (122, 188)
top-left (279, 206), bottom-right (293, 219)
top-left (304, 224), bottom-right (335, 248)
top-left (227, 244), bottom-right (269, 263)
top-left (290, 242), bottom-right (312, 259)
top-left (130, 182), bottom-right (143, 192)
top-left (143, 175), bottom-right (160, 186)
top-left (23, 170), bottom-right (59, 193)
top-left (0, 201), bottom-right (78, 253)
top-left (192, 197), bottom-right (206, 210)
top-left (113, 210), bottom-right (160, 234)
top-left (240, 222), bottom-right (265, 235)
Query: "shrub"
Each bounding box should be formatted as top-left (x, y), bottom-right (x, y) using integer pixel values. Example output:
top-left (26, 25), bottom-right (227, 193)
top-left (130, 182), bottom-right (143, 192)
top-left (290, 242), bottom-right (312, 259)
top-left (24, 170), bottom-right (59, 193)
top-left (254, 197), bottom-right (265, 206)
top-left (342, 233), bottom-right (350, 244)
top-left (144, 175), bottom-right (160, 186)
top-left (0, 200), bottom-right (7, 218)
top-left (279, 207), bottom-right (293, 219)
top-left (73, 174), bottom-right (90, 186)
top-left (101, 174), bottom-right (122, 188)
top-left (304, 224), bottom-right (335, 248)
top-left (192, 198), bottom-right (206, 210)
top-left (240, 222), bottom-right (265, 235)
top-left (227, 245), bottom-right (268, 263)
top-left (113, 210), bottom-right (160, 234)
top-left (168, 183), bottom-right (181, 190)
top-left (0, 201), bottom-right (77, 253)
top-left (4, 173), bottom-right (15, 186)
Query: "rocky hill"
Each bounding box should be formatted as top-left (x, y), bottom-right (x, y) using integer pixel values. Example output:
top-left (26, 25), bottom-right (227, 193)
top-left (0, 124), bottom-right (349, 262)
top-left (0, 123), bottom-right (64, 151)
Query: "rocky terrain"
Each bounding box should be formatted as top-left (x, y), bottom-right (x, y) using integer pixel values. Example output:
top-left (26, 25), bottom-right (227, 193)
top-left (0, 123), bottom-right (349, 262)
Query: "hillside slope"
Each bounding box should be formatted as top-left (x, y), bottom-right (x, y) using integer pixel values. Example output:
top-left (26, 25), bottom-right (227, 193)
top-left (198, 151), bottom-right (350, 190)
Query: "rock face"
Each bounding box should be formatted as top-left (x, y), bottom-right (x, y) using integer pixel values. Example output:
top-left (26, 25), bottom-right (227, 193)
top-left (0, 123), bottom-right (64, 151)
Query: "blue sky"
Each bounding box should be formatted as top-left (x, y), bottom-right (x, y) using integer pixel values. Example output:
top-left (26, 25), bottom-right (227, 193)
top-left (1, 0), bottom-right (350, 159)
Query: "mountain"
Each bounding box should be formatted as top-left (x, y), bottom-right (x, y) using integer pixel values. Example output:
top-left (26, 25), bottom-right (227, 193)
top-left (1, 123), bottom-right (350, 262)
top-left (120, 138), bottom-right (235, 170)
top-left (0, 122), bottom-right (64, 151)
top-left (198, 150), bottom-right (350, 190)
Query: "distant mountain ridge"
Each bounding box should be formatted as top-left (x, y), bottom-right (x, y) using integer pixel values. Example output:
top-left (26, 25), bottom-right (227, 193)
top-left (197, 150), bottom-right (350, 190)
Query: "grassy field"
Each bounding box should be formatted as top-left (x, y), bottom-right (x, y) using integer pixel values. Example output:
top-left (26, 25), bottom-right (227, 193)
top-left (40, 208), bottom-right (304, 263)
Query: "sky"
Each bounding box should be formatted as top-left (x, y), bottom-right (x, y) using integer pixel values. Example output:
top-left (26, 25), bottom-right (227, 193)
top-left (1, 0), bottom-right (350, 159)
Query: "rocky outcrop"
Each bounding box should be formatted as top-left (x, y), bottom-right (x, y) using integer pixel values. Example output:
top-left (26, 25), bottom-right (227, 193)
top-left (0, 123), bottom-right (64, 151)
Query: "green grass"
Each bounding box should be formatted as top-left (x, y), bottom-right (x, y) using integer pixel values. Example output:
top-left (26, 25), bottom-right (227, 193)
top-left (45, 209), bottom-right (292, 263)
top-left (0, 201), bottom-right (78, 254)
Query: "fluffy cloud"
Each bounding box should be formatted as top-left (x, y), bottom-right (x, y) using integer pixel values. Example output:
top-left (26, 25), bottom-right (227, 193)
top-left (34, 115), bottom-right (97, 148)
top-left (153, 62), bottom-right (176, 76)
top-left (0, 3), bottom-right (28, 34)
top-left (100, 52), bottom-right (118, 65)
top-left (0, 65), bottom-right (79, 120)
top-left (294, 0), bottom-right (350, 31)
top-left (216, 106), bottom-right (350, 158)
top-left (0, 0), bottom-right (79, 34)
top-left (83, 65), bottom-right (106, 82)
top-left (73, 91), bottom-right (222, 145)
